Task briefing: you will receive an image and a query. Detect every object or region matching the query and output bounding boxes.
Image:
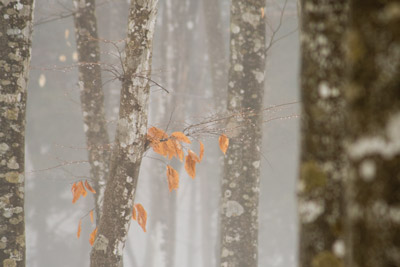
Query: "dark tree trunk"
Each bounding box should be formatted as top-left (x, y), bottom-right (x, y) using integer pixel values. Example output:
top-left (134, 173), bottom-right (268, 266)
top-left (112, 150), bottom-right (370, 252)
top-left (0, 1), bottom-right (34, 266)
top-left (90, 0), bottom-right (158, 266)
top-left (297, 0), bottom-right (349, 266)
top-left (220, 1), bottom-right (266, 266)
top-left (344, 1), bottom-right (400, 266)
top-left (72, 0), bottom-right (110, 224)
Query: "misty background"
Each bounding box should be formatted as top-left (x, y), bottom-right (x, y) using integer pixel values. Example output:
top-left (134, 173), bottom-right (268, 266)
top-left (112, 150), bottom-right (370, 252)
top-left (25, 0), bottom-right (299, 266)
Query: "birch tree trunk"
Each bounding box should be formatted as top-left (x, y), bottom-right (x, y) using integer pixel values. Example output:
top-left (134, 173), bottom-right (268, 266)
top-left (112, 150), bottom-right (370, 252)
top-left (344, 1), bottom-right (400, 266)
top-left (220, 1), bottom-right (266, 266)
top-left (0, 1), bottom-right (34, 266)
top-left (72, 0), bottom-right (110, 224)
top-left (297, 1), bottom-right (348, 266)
top-left (90, 0), bottom-right (158, 266)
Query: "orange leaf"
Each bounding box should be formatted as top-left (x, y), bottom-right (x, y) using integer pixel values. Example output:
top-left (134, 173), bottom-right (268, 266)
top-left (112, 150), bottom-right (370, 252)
top-left (165, 139), bottom-right (177, 159)
top-left (166, 165), bottom-right (179, 192)
top-left (185, 150), bottom-right (200, 179)
top-left (134, 204), bottom-right (147, 232)
top-left (261, 7), bottom-right (265, 18)
top-left (132, 206), bottom-right (137, 221)
top-left (72, 181), bottom-right (87, 203)
top-left (147, 127), bottom-right (168, 141)
top-left (77, 219), bottom-right (82, 239)
top-left (174, 140), bottom-right (184, 162)
top-left (152, 142), bottom-right (168, 157)
top-left (219, 134), bottom-right (229, 155)
top-left (199, 141), bottom-right (204, 162)
top-left (85, 180), bottom-right (96, 194)
top-left (89, 227), bottom-right (97, 246)
top-left (171, 132), bottom-right (191, 144)
top-left (89, 210), bottom-right (94, 223)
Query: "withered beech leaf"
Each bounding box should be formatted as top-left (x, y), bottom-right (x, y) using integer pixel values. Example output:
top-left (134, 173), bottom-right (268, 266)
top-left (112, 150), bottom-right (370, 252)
top-left (134, 204), bottom-right (147, 232)
top-left (219, 134), bottom-right (229, 155)
top-left (72, 181), bottom-right (87, 203)
top-left (171, 131), bottom-right (191, 144)
top-left (85, 180), bottom-right (96, 194)
top-left (89, 210), bottom-right (94, 223)
top-left (167, 165), bottom-right (179, 192)
top-left (89, 227), bottom-right (97, 246)
top-left (147, 127), bottom-right (168, 141)
top-left (199, 141), bottom-right (204, 162)
top-left (77, 219), bottom-right (82, 239)
top-left (185, 150), bottom-right (200, 179)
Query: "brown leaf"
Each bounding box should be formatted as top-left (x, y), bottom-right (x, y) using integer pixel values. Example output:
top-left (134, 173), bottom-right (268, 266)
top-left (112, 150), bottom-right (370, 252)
top-left (219, 134), bottom-right (229, 155)
top-left (147, 127), bottom-right (168, 142)
top-left (89, 227), bottom-right (97, 246)
top-left (89, 210), bottom-right (94, 223)
top-left (72, 181), bottom-right (87, 203)
top-left (134, 204), bottom-right (147, 232)
top-left (85, 180), bottom-right (96, 194)
top-left (185, 150), bottom-right (200, 179)
top-left (165, 139), bottom-right (177, 159)
top-left (166, 165), bottom-right (179, 192)
top-left (171, 132), bottom-right (191, 144)
top-left (77, 219), bottom-right (82, 239)
top-left (199, 141), bottom-right (204, 162)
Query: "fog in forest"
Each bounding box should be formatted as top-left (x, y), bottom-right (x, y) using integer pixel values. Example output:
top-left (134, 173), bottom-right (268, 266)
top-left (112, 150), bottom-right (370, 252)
top-left (25, 0), bottom-right (299, 266)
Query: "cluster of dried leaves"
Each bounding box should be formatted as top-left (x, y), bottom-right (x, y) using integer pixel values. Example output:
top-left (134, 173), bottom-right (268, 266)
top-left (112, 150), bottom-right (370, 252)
top-left (73, 127), bottom-right (229, 244)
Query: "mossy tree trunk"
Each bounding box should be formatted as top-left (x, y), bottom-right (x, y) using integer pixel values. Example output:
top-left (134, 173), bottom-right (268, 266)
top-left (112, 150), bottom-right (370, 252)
top-left (344, 1), bottom-right (400, 266)
top-left (72, 0), bottom-right (110, 224)
top-left (90, 0), bottom-right (158, 266)
top-left (297, 0), bottom-right (349, 266)
top-left (0, 1), bottom-right (34, 266)
top-left (219, 1), bottom-right (266, 266)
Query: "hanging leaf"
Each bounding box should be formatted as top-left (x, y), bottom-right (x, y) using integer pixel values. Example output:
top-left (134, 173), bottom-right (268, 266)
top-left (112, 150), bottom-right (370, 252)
top-left (219, 134), bottom-right (229, 155)
top-left (166, 165), bottom-right (179, 192)
top-left (199, 141), bottom-right (204, 162)
top-left (72, 181), bottom-right (87, 203)
top-left (152, 142), bottom-right (168, 157)
top-left (77, 219), bottom-right (82, 239)
top-left (134, 204), bottom-right (147, 232)
top-left (132, 206), bottom-right (137, 221)
top-left (171, 132), bottom-right (191, 144)
top-left (85, 180), bottom-right (96, 194)
top-left (89, 227), bottom-right (97, 246)
top-left (174, 140), bottom-right (184, 162)
top-left (185, 150), bottom-right (200, 179)
top-left (147, 127), bottom-right (168, 142)
top-left (165, 139), bottom-right (178, 159)
top-left (89, 210), bottom-right (94, 223)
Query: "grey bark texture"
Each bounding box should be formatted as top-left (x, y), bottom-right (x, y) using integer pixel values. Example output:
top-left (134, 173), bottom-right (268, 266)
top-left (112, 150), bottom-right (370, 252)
top-left (344, 1), bottom-right (400, 266)
top-left (90, 0), bottom-right (158, 266)
top-left (220, 1), bottom-right (266, 266)
top-left (0, 1), bottom-right (34, 266)
top-left (72, 0), bottom-right (110, 224)
top-left (297, 1), bottom-right (348, 266)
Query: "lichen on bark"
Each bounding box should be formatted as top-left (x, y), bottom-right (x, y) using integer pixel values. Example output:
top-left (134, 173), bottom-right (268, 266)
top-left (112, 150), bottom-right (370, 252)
top-left (89, 0), bottom-right (158, 266)
top-left (220, 1), bottom-right (266, 266)
top-left (0, 1), bottom-right (34, 266)
top-left (298, 1), bottom-right (348, 266)
top-left (344, 1), bottom-right (400, 266)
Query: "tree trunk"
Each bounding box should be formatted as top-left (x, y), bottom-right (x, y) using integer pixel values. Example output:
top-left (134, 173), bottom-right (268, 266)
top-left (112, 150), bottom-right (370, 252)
top-left (0, 1), bottom-right (34, 266)
top-left (90, 0), bottom-right (158, 266)
top-left (220, 1), bottom-right (266, 266)
top-left (344, 1), bottom-right (400, 266)
top-left (72, 0), bottom-right (110, 224)
top-left (297, 1), bottom-right (348, 266)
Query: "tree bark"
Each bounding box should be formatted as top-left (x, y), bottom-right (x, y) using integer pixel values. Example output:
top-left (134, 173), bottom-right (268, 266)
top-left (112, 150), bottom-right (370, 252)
top-left (90, 0), bottom-right (158, 266)
top-left (72, 0), bottom-right (110, 224)
top-left (220, 1), bottom-right (266, 266)
top-left (344, 1), bottom-right (400, 266)
top-left (297, 1), bottom-right (348, 266)
top-left (0, 1), bottom-right (34, 266)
